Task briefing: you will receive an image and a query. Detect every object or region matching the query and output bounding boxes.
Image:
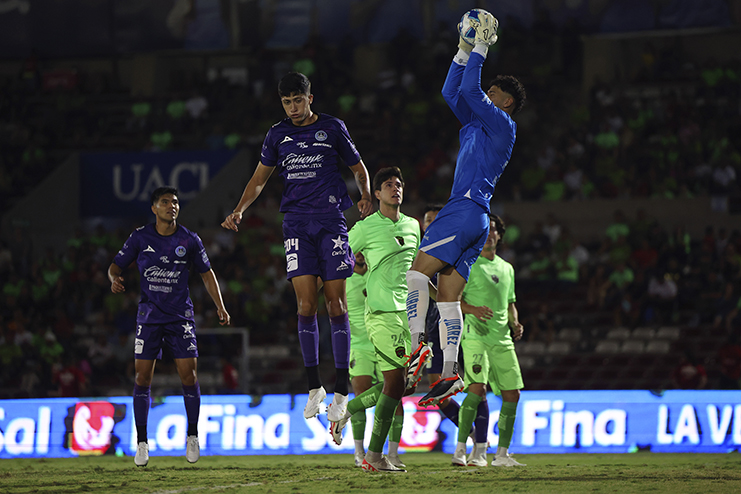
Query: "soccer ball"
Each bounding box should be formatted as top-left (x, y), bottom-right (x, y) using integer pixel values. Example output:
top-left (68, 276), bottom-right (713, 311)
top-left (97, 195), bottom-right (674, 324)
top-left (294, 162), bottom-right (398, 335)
top-left (458, 8), bottom-right (492, 46)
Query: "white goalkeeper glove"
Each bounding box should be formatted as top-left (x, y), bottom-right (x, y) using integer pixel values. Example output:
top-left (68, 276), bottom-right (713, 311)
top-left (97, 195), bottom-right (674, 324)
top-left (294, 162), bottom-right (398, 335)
top-left (457, 25), bottom-right (473, 55)
top-left (472, 13), bottom-right (499, 47)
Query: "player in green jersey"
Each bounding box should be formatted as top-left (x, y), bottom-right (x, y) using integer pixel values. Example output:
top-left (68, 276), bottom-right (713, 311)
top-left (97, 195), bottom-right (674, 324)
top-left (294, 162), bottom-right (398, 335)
top-left (329, 166), bottom-right (421, 473)
top-left (454, 214), bottom-right (526, 468)
top-left (345, 250), bottom-right (386, 467)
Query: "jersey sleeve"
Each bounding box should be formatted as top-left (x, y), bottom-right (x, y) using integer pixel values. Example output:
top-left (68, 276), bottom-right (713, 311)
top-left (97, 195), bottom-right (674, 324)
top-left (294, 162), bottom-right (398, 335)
top-left (112, 231), bottom-right (139, 269)
top-left (191, 233), bottom-right (212, 273)
top-left (334, 119), bottom-right (362, 166)
top-left (441, 59), bottom-right (474, 125)
top-left (348, 221), bottom-right (366, 255)
top-left (460, 52), bottom-right (513, 135)
top-left (259, 126), bottom-right (278, 167)
top-left (507, 264), bottom-right (516, 304)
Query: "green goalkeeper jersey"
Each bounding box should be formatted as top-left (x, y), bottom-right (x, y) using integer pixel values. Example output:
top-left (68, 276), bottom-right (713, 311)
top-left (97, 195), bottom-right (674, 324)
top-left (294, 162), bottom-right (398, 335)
top-left (346, 270), bottom-right (373, 351)
top-left (348, 211), bottom-right (420, 313)
top-left (462, 254), bottom-right (516, 348)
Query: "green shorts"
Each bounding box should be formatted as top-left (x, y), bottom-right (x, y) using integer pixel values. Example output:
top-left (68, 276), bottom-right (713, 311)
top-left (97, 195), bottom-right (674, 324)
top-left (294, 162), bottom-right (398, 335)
top-left (461, 337), bottom-right (523, 393)
top-left (349, 345), bottom-right (383, 381)
top-left (365, 310), bottom-right (411, 372)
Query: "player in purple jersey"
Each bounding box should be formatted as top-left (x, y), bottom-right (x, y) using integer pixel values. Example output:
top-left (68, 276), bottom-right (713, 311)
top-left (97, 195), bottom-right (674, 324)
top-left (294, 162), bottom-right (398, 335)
top-left (221, 72), bottom-right (373, 421)
top-left (109, 186), bottom-right (230, 467)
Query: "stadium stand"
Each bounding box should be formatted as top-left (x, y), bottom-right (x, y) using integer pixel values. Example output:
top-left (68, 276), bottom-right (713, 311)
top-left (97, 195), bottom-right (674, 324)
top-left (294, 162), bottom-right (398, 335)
top-left (1, 1), bottom-right (739, 398)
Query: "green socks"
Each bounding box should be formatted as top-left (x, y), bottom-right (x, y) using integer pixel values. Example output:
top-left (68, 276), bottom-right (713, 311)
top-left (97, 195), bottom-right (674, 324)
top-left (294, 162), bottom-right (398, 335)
top-left (457, 393), bottom-right (483, 443)
top-left (498, 401), bottom-right (518, 449)
top-left (347, 383), bottom-right (382, 416)
top-left (368, 393), bottom-right (400, 453)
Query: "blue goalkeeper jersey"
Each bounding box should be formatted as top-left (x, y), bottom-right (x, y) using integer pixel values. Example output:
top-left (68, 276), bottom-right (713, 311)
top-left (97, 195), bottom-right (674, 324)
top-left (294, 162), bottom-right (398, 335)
top-left (441, 51), bottom-right (517, 211)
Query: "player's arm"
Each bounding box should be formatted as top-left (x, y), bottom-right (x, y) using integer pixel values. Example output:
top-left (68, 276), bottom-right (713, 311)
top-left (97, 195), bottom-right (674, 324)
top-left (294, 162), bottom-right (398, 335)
top-left (442, 54), bottom-right (474, 125)
top-left (200, 269), bottom-right (231, 326)
top-left (108, 263), bottom-right (126, 293)
top-left (348, 160), bottom-right (373, 219)
top-left (461, 298), bottom-right (493, 321)
top-left (508, 302), bottom-right (524, 341)
top-left (221, 162), bottom-right (274, 232)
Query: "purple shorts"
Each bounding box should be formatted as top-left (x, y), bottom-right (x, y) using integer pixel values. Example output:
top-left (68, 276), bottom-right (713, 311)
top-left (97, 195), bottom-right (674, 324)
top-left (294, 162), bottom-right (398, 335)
top-left (134, 321), bottom-right (199, 360)
top-left (282, 214), bottom-right (355, 281)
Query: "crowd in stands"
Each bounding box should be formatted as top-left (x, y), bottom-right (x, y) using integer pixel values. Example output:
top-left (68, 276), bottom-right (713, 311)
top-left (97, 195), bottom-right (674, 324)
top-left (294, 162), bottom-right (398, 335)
top-left (0, 19), bottom-right (740, 397)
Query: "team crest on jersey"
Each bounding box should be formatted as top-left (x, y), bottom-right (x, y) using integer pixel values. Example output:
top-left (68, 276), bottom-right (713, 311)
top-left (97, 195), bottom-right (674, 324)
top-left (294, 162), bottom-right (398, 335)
top-left (473, 364), bottom-right (482, 374)
top-left (395, 347), bottom-right (405, 358)
top-left (491, 275), bottom-right (500, 284)
top-left (176, 246), bottom-right (186, 257)
top-left (315, 130), bottom-right (327, 141)
top-left (395, 236), bottom-right (405, 246)
top-left (350, 359), bottom-right (356, 369)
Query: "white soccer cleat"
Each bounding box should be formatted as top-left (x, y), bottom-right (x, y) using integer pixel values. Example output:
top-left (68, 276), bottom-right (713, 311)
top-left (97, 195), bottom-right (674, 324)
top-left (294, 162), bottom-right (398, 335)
top-left (361, 452), bottom-right (406, 473)
top-left (303, 386), bottom-right (327, 419)
top-left (329, 415), bottom-right (349, 445)
top-left (387, 453), bottom-right (406, 469)
top-left (491, 453), bottom-right (526, 467)
top-left (451, 443), bottom-right (467, 466)
top-left (327, 393), bottom-right (348, 422)
top-left (467, 442), bottom-right (488, 467)
top-left (134, 441), bottom-right (149, 467)
top-left (186, 435), bottom-right (200, 463)
top-left (354, 451), bottom-right (365, 467)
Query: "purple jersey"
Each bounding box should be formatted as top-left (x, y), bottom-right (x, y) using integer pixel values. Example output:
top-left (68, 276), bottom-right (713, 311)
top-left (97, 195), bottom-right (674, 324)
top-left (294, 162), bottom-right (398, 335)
top-left (113, 223), bottom-right (211, 325)
top-left (260, 113), bottom-right (362, 215)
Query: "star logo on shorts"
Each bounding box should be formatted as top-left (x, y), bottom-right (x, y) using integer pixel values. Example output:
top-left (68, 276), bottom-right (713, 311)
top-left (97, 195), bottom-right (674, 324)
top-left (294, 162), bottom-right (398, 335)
top-left (331, 236), bottom-right (344, 250)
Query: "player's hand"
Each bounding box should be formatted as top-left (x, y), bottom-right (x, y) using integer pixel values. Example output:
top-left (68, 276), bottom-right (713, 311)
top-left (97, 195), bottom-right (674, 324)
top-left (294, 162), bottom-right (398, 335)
top-left (221, 211), bottom-right (242, 232)
top-left (457, 25), bottom-right (473, 54)
top-left (217, 308), bottom-right (231, 326)
top-left (110, 276), bottom-right (125, 294)
top-left (511, 321), bottom-right (524, 341)
top-left (357, 198), bottom-right (373, 219)
top-left (471, 305), bottom-right (493, 322)
top-left (472, 12), bottom-right (498, 46)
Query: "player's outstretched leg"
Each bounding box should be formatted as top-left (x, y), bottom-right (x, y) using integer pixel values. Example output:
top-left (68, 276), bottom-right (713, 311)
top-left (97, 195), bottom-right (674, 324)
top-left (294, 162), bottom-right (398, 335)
top-left (329, 383), bottom-right (382, 445)
top-left (386, 406), bottom-right (405, 469)
top-left (491, 401), bottom-right (526, 467)
top-left (182, 382), bottom-right (201, 463)
top-left (133, 383), bottom-right (151, 466)
top-left (298, 313), bottom-right (327, 418)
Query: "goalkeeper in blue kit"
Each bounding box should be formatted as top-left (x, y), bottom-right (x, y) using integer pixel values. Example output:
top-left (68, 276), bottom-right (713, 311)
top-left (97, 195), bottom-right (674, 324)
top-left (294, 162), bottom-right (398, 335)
top-left (405, 10), bottom-right (527, 406)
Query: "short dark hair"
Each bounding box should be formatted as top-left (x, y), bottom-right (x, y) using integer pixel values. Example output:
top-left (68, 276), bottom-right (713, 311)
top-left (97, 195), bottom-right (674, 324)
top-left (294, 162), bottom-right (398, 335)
top-left (373, 166), bottom-right (404, 192)
top-left (425, 203), bottom-right (444, 214)
top-left (151, 186), bottom-right (178, 205)
top-left (488, 75), bottom-right (526, 115)
top-left (278, 72), bottom-right (311, 97)
top-left (489, 213), bottom-right (506, 247)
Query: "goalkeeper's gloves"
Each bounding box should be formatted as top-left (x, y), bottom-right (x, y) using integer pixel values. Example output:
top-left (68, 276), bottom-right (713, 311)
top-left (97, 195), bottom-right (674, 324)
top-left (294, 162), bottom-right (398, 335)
top-left (472, 12), bottom-right (499, 47)
top-left (457, 29), bottom-right (473, 55)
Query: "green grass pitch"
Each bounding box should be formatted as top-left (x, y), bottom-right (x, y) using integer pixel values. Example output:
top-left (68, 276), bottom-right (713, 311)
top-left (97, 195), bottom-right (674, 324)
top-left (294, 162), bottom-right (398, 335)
top-left (1, 452), bottom-right (740, 494)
